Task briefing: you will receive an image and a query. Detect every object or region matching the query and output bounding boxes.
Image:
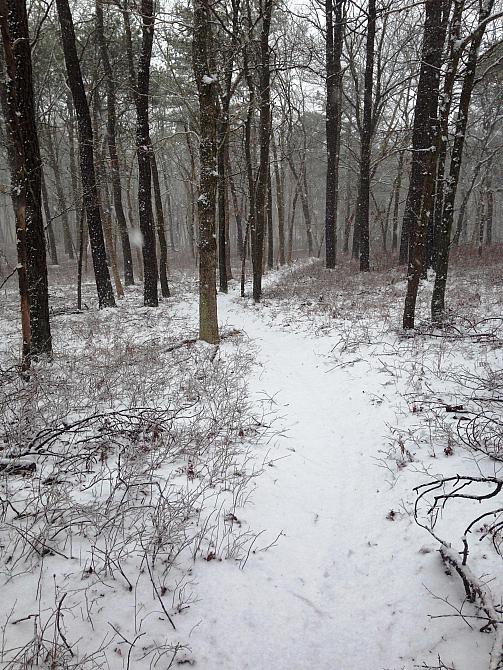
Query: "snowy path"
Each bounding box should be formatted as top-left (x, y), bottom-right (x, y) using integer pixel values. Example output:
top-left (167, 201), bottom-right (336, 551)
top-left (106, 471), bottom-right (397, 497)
top-left (186, 292), bottom-right (444, 670)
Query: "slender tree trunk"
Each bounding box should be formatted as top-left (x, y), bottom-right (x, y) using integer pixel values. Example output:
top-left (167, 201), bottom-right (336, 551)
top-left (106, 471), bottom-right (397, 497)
top-left (46, 127), bottom-right (74, 258)
top-left (484, 161), bottom-right (494, 246)
top-left (251, 0), bottom-right (273, 302)
top-left (65, 92), bottom-right (80, 249)
top-left (150, 148), bottom-right (170, 298)
top-left (287, 183), bottom-right (299, 263)
top-left (391, 150), bottom-right (403, 252)
top-left (41, 169), bottom-right (58, 265)
top-left (184, 124), bottom-right (198, 259)
top-left (267, 164), bottom-right (273, 269)
top-left (325, 0), bottom-right (344, 268)
top-left (193, 0), bottom-right (219, 343)
top-left (356, 0), bottom-right (376, 272)
top-left (91, 99), bottom-right (124, 299)
top-left (217, 116), bottom-right (228, 292)
top-left (476, 189), bottom-right (485, 254)
top-left (271, 132), bottom-right (285, 265)
top-left (95, 0), bottom-right (134, 286)
top-left (288, 157), bottom-right (313, 257)
top-left (77, 203), bottom-right (85, 310)
top-left (56, 0), bottom-right (115, 308)
top-left (228, 153), bottom-right (243, 258)
top-left (131, 0), bottom-right (158, 306)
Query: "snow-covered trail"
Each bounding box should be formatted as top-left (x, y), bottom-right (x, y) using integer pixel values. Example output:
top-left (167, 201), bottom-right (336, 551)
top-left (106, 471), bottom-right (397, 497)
top-left (186, 292), bottom-right (437, 670)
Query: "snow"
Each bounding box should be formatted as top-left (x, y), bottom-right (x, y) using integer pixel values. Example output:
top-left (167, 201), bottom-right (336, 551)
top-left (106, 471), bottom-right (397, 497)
top-left (128, 227), bottom-right (143, 248)
top-left (0, 261), bottom-right (501, 669)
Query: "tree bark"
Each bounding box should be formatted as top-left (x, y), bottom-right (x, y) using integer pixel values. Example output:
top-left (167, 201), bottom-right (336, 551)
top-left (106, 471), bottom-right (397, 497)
top-left (325, 0), bottom-right (344, 268)
top-left (46, 127), bottom-right (74, 258)
top-left (150, 147), bottom-right (170, 298)
top-left (192, 0), bottom-right (219, 343)
top-left (133, 0), bottom-right (158, 306)
top-left (391, 150), bottom-right (403, 252)
top-left (402, 0), bottom-right (447, 330)
top-left (55, 0), bottom-right (115, 308)
top-left (431, 0), bottom-right (495, 322)
top-left (356, 0), bottom-right (376, 272)
top-left (267, 163), bottom-right (273, 269)
top-left (95, 0), bottom-right (134, 286)
top-left (271, 131), bottom-right (285, 265)
top-left (0, 0), bottom-right (52, 363)
top-left (41, 169), bottom-right (58, 266)
top-left (251, 0), bottom-right (273, 302)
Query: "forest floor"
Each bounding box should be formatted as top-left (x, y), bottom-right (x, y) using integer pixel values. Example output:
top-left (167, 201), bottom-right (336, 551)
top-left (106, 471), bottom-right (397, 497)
top-left (0, 254), bottom-right (502, 670)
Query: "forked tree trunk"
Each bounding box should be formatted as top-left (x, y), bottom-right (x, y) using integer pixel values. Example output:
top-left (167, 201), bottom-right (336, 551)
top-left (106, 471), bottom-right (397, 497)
top-left (402, 0), bottom-right (448, 329)
top-left (228, 153), bottom-right (244, 258)
top-left (56, 0), bottom-right (115, 308)
top-left (431, 0), bottom-right (494, 322)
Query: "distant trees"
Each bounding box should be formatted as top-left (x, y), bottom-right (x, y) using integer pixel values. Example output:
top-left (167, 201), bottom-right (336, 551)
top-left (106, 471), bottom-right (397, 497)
top-left (0, 0), bottom-right (502, 359)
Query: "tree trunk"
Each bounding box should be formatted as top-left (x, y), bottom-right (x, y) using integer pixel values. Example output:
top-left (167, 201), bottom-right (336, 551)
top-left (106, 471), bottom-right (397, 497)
top-left (391, 150), bottom-right (403, 252)
top-left (41, 169), bottom-right (58, 265)
top-left (217, 116), bottom-right (228, 292)
top-left (267, 164), bottom-right (273, 269)
top-left (46, 127), bottom-right (74, 258)
top-left (150, 147), bottom-right (170, 298)
top-left (91, 98), bottom-right (124, 299)
top-left (193, 0), bottom-right (219, 343)
top-left (95, 0), bottom-right (134, 286)
top-left (55, 0), bottom-right (115, 308)
top-left (0, 0), bottom-right (52, 363)
top-left (402, 0), bottom-right (447, 329)
top-left (325, 0), bottom-right (344, 269)
top-left (228, 153), bottom-right (244, 258)
top-left (271, 131), bottom-right (285, 265)
top-left (356, 0), bottom-right (376, 272)
top-left (431, 0), bottom-right (494, 322)
top-left (133, 0), bottom-right (158, 306)
top-left (251, 0), bottom-right (273, 302)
